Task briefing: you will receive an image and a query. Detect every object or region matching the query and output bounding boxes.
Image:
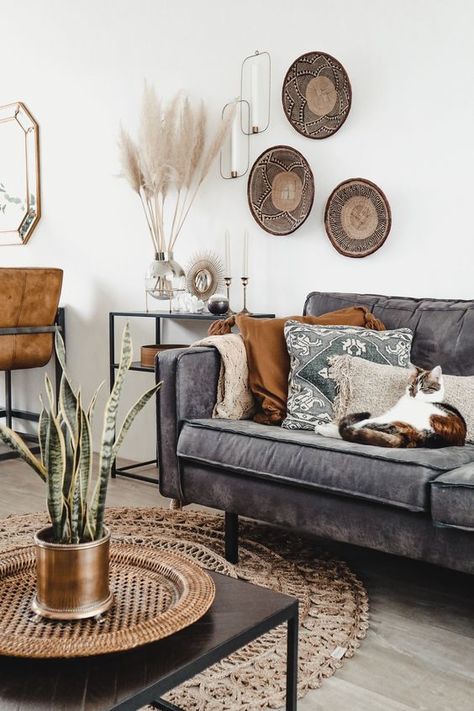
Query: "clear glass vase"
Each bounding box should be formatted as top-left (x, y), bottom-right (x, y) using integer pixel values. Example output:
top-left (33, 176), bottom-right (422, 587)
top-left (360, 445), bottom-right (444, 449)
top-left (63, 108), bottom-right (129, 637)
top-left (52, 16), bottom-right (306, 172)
top-left (145, 252), bottom-right (186, 305)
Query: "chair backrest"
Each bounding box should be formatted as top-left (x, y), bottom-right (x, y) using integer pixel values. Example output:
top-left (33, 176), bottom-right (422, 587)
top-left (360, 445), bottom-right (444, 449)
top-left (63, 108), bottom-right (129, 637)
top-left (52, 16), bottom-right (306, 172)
top-left (0, 268), bottom-right (63, 370)
top-left (304, 291), bottom-right (474, 376)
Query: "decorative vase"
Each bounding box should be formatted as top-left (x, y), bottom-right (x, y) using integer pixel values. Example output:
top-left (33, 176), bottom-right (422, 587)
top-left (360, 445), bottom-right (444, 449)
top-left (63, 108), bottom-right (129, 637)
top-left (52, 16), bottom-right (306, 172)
top-left (145, 252), bottom-right (186, 302)
top-left (32, 527), bottom-right (113, 620)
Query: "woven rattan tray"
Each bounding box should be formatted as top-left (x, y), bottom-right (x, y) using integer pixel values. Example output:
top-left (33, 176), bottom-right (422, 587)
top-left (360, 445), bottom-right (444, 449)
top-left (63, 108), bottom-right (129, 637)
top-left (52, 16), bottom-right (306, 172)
top-left (0, 543), bottom-right (215, 658)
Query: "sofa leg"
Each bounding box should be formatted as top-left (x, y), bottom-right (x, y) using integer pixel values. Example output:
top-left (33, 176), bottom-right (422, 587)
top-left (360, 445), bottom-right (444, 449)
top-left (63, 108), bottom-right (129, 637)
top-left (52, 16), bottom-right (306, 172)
top-left (225, 512), bottom-right (239, 565)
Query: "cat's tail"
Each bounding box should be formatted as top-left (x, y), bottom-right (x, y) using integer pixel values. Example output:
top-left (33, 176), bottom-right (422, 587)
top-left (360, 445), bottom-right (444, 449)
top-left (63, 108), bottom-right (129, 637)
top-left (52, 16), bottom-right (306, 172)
top-left (339, 413), bottom-right (408, 448)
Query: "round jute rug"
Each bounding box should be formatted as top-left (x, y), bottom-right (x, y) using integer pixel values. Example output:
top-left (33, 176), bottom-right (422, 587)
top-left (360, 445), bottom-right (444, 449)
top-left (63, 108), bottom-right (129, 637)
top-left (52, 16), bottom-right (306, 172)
top-left (0, 508), bottom-right (369, 710)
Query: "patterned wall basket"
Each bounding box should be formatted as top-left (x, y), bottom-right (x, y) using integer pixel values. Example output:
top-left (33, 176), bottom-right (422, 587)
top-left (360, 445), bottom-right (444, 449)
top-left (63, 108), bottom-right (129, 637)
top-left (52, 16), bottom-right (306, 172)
top-left (324, 178), bottom-right (391, 258)
top-left (247, 145), bottom-right (315, 235)
top-left (282, 52), bottom-right (351, 139)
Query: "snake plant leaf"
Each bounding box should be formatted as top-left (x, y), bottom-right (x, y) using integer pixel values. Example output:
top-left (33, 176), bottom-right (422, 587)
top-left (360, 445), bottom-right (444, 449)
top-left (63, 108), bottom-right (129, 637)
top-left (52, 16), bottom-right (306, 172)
top-left (61, 503), bottom-right (71, 542)
top-left (92, 323), bottom-right (133, 538)
top-left (59, 371), bottom-right (79, 443)
top-left (44, 374), bottom-right (56, 418)
top-left (112, 381), bottom-right (162, 458)
top-left (0, 427), bottom-right (46, 481)
top-left (54, 330), bottom-right (79, 435)
top-left (54, 329), bottom-right (68, 381)
top-left (38, 401), bottom-right (51, 472)
top-left (82, 501), bottom-right (92, 542)
top-left (83, 505), bottom-right (96, 542)
top-left (79, 405), bottom-right (92, 499)
top-left (87, 380), bottom-right (104, 423)
top-left (73, 401), bottom-right (93, 541)
top-left (61, 421), bottom-right (75, 498)
top-left (46, 412), bottom-right (66, 541)
top-left (68, 394), bottom-right (84, 543)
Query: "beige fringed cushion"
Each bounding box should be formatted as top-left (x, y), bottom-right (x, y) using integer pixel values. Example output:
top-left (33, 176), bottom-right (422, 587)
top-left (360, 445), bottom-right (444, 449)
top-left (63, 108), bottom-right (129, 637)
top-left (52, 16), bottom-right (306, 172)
top-left (330, 355), bottom-right (474, 444)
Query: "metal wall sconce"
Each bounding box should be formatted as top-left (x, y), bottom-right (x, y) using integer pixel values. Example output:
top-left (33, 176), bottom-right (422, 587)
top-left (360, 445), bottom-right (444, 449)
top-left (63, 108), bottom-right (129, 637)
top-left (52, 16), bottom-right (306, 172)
top-left (220, 50), bottom-right (271, 180)
top-left (240, 50), bottom-right (271, 135)
top-left (220, 99), bottom-right (250, 180)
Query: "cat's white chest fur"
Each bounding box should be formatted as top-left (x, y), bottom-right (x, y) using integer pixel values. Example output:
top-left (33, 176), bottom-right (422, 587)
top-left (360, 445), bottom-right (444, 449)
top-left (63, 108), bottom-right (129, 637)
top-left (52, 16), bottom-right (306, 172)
top-left (355, 396), bottom-right (443, 431)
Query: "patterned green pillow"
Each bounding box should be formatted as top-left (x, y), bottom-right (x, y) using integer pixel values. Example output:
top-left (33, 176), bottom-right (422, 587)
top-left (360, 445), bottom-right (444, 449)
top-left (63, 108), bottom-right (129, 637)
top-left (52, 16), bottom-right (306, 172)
top-left (282, 322), bottom-right (413, 430)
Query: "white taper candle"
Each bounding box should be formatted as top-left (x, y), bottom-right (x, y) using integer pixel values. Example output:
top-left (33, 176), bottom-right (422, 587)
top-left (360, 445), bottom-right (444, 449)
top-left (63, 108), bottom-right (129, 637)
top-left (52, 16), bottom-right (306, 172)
top-left (225, 230), bottom-right (231, 277)
top-left (243, 230), bottom-right (249, 277)
top-left (251, 61), bottom-right (259, 130)
top-left (230, 107), bottom-right (239, 174)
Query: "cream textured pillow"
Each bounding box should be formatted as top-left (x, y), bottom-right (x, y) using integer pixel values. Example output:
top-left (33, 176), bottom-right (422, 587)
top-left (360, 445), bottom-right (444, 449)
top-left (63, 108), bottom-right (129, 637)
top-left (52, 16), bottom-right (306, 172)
top-left (329, 355), bottom-right (474, 444)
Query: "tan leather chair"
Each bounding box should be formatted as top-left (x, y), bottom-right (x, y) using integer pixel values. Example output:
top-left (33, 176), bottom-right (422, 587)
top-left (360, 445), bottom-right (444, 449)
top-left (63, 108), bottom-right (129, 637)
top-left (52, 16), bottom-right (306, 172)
top-left (0, 268), bottom-right (64, 456)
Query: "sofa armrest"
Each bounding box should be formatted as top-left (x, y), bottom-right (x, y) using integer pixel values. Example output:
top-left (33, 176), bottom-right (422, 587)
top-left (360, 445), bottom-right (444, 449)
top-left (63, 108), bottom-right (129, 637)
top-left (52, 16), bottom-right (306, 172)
top-left (156, 346), bottom-right (220, 500)
top-left (431, 463), bottom-right (474, 532)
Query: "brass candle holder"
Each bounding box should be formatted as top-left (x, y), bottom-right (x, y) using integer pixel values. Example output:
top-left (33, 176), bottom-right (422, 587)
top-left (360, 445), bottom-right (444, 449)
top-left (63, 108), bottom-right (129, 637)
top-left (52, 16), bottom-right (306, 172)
top-left (224, 276), bottom-right (234, 314)
top-left (239, 276), bottom-right (250, 315)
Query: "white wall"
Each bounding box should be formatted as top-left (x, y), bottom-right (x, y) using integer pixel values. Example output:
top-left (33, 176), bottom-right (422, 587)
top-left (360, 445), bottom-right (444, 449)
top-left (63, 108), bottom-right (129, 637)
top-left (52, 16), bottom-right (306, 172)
top-left (1, 0), bottom-right (474, 460)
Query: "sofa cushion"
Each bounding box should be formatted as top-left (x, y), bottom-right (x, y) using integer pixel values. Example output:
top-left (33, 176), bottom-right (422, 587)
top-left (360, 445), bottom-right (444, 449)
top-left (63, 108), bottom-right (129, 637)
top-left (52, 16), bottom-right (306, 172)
top-left (304, 291), bottom-right (474, 376)
top-left (329, 356), bottom-right (474, 444)
top-left (177, 418), bottom-right (474, 513)
top-left (236, 306), bottom-right (384, 426)
top-left (431, 465), bottom-right (474, 531)
top-left (282, 322), bottom-right (412, 430)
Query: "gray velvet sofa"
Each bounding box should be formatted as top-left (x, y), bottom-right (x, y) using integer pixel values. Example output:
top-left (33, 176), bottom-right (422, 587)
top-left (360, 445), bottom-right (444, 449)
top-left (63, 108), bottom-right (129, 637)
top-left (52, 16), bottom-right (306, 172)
top-left (157, 292), bottom-right (474, 574)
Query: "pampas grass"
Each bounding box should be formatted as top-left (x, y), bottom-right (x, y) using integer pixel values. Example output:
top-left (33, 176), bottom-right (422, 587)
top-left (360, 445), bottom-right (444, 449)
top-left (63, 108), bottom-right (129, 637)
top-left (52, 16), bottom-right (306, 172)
top-left (118, 84), bottom-right (234, 254)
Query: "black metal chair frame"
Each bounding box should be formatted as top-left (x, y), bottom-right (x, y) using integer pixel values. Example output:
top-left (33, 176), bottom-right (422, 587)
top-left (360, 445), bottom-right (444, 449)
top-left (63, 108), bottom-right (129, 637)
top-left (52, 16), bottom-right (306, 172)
top-left (0, 307), bottom-right (65, 462)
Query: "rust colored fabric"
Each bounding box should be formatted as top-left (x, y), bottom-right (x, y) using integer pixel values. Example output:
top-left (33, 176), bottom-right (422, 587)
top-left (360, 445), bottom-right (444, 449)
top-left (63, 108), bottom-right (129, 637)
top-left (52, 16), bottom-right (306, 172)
top-left (235, 306), bottom-right (385, 425)
top-left (208, 315), bottom-right (236, 336)
top-left (0, 268), bottom-right (63, 371)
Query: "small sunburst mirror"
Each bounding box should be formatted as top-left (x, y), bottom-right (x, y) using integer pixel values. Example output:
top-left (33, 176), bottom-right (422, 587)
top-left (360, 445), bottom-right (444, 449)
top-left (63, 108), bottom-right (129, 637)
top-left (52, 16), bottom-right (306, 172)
top-left (186, 251), bottom-right (224, 301)
top-left (0, 102), bottom-right (41, 245)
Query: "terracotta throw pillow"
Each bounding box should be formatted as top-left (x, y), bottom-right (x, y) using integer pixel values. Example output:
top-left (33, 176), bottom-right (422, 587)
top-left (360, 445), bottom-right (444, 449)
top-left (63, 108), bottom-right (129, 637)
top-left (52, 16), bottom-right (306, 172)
top-left (236, 306), bottom-right (385, 425)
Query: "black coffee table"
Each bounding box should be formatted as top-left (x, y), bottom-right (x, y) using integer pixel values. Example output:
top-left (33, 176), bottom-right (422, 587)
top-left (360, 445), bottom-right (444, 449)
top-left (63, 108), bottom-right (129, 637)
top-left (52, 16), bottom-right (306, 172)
top-left (0, 571), bottom-right (299, 711)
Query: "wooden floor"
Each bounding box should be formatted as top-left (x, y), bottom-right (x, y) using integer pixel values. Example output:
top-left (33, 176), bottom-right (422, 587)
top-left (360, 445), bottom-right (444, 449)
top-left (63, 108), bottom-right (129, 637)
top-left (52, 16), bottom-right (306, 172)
top-left (1, 457), bottom-right (473, 711)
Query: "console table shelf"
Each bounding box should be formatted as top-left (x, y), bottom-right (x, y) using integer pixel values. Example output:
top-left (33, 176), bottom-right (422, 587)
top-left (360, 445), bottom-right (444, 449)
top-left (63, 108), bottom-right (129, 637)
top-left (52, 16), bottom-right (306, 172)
top-left (109, 309), bottom-right (275, 484)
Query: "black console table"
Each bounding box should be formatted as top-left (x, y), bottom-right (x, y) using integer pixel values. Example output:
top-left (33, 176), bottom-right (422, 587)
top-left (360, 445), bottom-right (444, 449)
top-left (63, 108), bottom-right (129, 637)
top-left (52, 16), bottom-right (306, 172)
top-left (109, 310), bottom-right (275, 484)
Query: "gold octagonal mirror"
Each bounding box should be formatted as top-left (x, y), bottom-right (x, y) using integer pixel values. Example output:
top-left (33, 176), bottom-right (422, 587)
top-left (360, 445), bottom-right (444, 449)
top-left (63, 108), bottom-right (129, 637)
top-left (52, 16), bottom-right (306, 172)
top-left (0, 102), bottom-right (41, 245)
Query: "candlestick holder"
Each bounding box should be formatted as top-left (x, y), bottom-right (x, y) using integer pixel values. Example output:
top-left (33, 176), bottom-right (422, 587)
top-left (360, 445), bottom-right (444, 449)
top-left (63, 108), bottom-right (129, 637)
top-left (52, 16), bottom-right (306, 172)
top-left (224, 276), bottom-right (234, 314)
top-left (239, 276), bottom-right (251, 315)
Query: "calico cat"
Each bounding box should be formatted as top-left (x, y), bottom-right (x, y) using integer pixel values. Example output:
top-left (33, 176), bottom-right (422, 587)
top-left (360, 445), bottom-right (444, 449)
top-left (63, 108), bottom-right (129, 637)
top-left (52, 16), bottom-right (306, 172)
top-left (315, 365), bottom-right (466, 448)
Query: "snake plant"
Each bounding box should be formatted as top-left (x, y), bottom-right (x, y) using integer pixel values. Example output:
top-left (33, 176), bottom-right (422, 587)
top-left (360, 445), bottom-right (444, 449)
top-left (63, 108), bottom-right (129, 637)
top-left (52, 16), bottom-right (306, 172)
top-left (0, 324), bottom-right (161, 543)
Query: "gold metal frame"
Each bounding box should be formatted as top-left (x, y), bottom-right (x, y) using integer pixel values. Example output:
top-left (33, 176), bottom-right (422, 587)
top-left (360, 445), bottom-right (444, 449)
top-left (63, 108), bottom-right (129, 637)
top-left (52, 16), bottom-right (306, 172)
top-left (0, 102), bottom-right (41, 245)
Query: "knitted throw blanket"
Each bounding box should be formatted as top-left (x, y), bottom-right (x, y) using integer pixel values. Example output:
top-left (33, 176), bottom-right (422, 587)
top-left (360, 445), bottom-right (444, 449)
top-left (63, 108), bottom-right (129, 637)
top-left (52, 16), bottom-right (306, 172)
top-left (192, 334), bottom-right (255, 419)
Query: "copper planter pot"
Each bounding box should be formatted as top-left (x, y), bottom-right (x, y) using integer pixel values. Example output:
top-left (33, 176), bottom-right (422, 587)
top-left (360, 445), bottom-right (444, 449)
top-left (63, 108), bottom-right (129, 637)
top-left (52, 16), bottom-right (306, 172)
top-left (32, 527), bottom-right (113, 620)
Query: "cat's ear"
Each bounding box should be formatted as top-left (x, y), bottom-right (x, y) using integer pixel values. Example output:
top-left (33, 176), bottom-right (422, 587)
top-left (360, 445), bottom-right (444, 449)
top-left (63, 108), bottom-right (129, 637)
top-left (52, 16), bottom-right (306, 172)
top-left (408, 364), bottom-right (420, 379)
top-left (431, 365), bottom-right (442, 381)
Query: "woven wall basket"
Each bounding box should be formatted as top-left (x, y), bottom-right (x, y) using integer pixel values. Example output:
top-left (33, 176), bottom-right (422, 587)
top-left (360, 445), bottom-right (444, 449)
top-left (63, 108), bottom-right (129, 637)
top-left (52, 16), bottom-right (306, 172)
top-left (247, 145), bottom-right (315, 235)
top-left (282, 51), bottom-right (352, 139)
top-left (324, 178), bottom-right (391, 258)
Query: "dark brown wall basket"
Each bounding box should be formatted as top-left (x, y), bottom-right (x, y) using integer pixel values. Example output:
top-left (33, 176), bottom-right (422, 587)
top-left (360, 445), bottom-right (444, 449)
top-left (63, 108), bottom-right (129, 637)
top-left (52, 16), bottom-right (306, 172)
top-left (324, 178), bottom-right (392, 258)
top-left (282, 51), bottom-right (352, 139)
top-left (247, 145), bottom-right (315, 236)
